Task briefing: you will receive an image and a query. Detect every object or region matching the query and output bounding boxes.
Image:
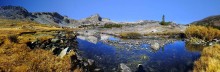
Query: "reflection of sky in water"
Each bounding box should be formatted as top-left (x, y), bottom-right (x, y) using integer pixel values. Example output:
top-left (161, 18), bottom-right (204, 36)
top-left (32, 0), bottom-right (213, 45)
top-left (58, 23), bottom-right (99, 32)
top-left (107, 36), bottom-right (120, 41)
top-left (77, 38), bottom-right (201, 72)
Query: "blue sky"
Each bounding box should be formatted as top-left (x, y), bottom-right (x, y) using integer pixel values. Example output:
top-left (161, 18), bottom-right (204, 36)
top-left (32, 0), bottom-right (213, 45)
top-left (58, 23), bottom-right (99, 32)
top-left (0, 0), bottom-right (220, 24)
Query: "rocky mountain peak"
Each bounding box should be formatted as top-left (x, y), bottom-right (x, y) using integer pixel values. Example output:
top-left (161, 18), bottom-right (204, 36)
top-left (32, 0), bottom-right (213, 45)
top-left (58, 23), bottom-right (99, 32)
top-left (32, 12), bottom-right (64, 20)
top-left (85, 14), bottom-right (102, 21)
top-left (0, 5), bottom-right (29, 19)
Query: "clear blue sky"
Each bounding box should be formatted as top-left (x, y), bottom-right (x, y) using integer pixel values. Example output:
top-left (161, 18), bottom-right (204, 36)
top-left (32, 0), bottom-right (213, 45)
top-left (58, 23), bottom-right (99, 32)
top-left (0, 0), bottom-right (220, 24)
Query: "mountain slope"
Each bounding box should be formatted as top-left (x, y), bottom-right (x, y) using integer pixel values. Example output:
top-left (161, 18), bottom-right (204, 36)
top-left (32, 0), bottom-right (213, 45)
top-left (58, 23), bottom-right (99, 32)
top-left (0, 6), bottom-right (73, 26)
top-left (192, 15), bottom-right (220, 29)
top-left (0, 5), bottom-right (163, 28)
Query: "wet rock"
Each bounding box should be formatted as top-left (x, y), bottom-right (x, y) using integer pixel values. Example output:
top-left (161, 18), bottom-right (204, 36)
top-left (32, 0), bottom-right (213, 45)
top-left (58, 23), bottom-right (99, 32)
top-left (94, 68), bottom-right (102, 72)
top-left (120, 63), bottom-right (132, 72)
top-left (76, 54), bottom-right (83, 61)
top-left (83, 62), bottom-right (89, 67)
top-left (58, 47), bottom-right (69, 58)
top-left (151, 43), bottom-right (160, 50)
top-left (88, 59), bottom-right (94, 66)
top-left (51, 38), bottom-right (59, 43)
top-left (208, 42), bottom-right (213, 46)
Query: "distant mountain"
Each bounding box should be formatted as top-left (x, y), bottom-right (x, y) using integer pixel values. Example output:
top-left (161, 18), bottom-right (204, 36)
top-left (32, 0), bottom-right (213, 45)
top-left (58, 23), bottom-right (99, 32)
top-left (192, 15), bottom-right (220, 29)
top-left (0, 6), bottom-right (73, 26)
top-left (0, 5), bottom-right (162, 27)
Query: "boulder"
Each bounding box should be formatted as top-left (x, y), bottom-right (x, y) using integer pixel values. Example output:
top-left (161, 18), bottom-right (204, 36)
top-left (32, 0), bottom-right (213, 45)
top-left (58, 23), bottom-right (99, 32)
top-left (151, 43), bottom-right (160, 50)
top-left (51, 38), bottom-right (59, 43)
top-left (120, 63), bottom-right (132, 72)
top-left (58, 47), bottom-right (69, 58)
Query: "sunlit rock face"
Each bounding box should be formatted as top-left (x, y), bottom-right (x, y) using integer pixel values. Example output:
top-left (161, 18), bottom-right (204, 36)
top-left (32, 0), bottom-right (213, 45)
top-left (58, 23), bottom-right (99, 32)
top-left (100, 34), bottom-right (110, 40)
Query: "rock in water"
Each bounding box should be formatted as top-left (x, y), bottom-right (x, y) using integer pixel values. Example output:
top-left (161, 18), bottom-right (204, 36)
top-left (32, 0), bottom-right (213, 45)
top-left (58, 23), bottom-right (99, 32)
top-left (151, 43), bottom-right (160, 50)
top-left (88, 59), bottom-right (94, 65)
top-left (58, 47), bottom-right (69, 58)
top-left (120, 63), bottom-right (131, 72)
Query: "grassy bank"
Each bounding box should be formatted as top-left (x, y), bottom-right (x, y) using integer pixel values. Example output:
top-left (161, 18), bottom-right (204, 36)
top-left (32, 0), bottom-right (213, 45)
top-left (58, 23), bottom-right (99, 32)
top-left (0, 19), bottom-right (78, 71)
top-left (144, 32), bottom-right (184, 36)
top-left (193, 44), bottom-right (220, 72)
top-left (185, 25), bottom-right (220, 41)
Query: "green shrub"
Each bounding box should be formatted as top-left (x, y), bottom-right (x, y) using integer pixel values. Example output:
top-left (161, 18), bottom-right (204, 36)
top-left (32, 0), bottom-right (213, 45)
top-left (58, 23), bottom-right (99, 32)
top-left (160, 21), bottom-right (171, 25)
top-left (103, 24), bottom-right (122, 28)
top-left (119, 32), bottom-right (142, 39)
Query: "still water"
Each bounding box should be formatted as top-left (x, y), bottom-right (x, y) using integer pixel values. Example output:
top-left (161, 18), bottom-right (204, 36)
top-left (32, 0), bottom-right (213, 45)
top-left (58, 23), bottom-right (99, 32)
top-left (77, 36), bottom-right (201, 72)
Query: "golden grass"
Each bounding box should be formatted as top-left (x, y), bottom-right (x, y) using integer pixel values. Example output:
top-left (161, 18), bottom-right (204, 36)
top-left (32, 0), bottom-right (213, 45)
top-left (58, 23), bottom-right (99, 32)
top-left (119, 32), bottom-right (142, 39)
top-left (144, 31), bottom-right (183, 36)
top-left (0, 19), bottom-right (79, 71)
top-left (193, 44), bottom-right (220, 72)
top-left (185, 25), bottom-right (220, 41)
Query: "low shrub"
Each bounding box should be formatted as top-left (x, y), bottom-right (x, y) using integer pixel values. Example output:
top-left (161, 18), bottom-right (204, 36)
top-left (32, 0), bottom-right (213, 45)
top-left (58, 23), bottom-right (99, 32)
top-left (193, 44), bottom-right (220, 72)
top-left (102, 24), bottom-right (122, 28)
top-left (8, 34), bottom-right (18, 43)
top-left (160, 21), bottom-right (171, 25)
top-left (185, 25), bottom-right (220, 41)
top-left (119, 32), bottom-right (142, 39)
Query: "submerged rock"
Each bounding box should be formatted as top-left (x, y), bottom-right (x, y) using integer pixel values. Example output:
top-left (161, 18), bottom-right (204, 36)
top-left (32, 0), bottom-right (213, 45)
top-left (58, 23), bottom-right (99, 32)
top-left (136, 64), bottom-right (146, 72)
top-left (151, 43), bottom-right (160, 50)
top-left (88, 59), bottom-right (95, 66)
top-left (120, 63), bottom-right (132, 72)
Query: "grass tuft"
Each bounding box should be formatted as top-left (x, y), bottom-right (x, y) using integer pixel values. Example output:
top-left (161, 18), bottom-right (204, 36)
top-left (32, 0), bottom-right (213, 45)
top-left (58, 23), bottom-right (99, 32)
top-left (185, 25), bottom-right (220, 41)
top-left (8, 34), bottom-right (18, 43)
top-left (119, 32), bottom-right (142, 39)
top-left (193, 44), bottom-right (220, 72)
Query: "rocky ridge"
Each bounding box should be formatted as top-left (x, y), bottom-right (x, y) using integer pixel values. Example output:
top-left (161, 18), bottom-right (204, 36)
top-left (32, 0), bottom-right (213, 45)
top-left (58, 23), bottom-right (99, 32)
top-left (192, 15), bottom-right (220, 29)
top-left (0, 5), bottom-right (163, 28)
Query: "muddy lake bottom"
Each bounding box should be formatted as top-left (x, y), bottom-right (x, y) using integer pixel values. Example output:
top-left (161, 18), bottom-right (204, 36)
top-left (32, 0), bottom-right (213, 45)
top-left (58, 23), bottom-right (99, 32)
top-left (77, 37), bottom-right (201, 72)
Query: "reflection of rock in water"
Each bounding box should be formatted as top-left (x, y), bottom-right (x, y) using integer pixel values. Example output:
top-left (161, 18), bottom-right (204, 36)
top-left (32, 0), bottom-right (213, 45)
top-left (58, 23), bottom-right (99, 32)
top-left (78, 35), bottom-right (98, 44)
top-left (185, 42), bottom-right (206, 52)
top-left (135, 64), bottom-right (146, 72)
top-left (100, 34), bottom-right (110, 40)
top-left (87, 36), bottom-right (98, 44)
top-left (78, 36), bottom-right (86, 40)
top-left (150, 43), bottom-right (160, 50)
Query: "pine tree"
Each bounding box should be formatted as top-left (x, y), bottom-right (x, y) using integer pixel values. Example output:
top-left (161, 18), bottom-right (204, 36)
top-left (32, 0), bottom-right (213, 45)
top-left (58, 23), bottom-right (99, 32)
top-left (160, 15), bottom-right (166, 25)
top-left (162, 15), bottom-right (165, 23)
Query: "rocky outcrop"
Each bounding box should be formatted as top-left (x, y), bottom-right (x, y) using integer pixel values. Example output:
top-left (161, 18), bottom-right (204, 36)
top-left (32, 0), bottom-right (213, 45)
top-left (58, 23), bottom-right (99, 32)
top-left (0, 6), bottom-right (74, 26)
top-left (26, 31), bottom-right (78, 55)
top-left (0, 5), bottom-right (30, 19)
top-left (26, 31), bottom-right (101, 72)
top-left (31, 12), bottom-right (71, 25)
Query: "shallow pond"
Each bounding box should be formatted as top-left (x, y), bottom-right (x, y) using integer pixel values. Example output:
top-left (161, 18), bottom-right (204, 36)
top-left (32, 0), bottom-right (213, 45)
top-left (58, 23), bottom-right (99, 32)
top-left (77, 36), bottom-right (202, 72)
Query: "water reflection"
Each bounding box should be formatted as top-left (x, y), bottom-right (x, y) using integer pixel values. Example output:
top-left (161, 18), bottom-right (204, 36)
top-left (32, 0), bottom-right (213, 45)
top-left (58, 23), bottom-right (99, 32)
top-left (77, 36), bottom-right (201, 72)
top-left (185, 42), bottom-right (206, 52)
